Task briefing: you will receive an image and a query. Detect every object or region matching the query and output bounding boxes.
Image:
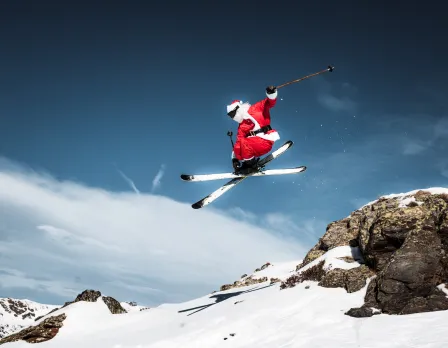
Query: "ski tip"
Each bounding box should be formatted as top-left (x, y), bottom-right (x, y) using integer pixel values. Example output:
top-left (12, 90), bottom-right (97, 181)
top-left (181, 174), bottom-right (193, 181)
top-left (192, 201), bottom-right (204, 209)
top-left (281, 140), bottom-right (293, 149)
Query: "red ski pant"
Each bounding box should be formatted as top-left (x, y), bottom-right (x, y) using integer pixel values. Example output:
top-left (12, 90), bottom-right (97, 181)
top-left (233, 136), bottom-right (274, 161)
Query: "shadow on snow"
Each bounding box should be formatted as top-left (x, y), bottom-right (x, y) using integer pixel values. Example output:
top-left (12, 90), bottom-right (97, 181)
top-left (178, 283), bottom-right (274, 316)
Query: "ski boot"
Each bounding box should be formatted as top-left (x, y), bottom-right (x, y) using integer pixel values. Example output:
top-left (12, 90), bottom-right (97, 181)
top-left (233, 157), bottom-right (260, 175)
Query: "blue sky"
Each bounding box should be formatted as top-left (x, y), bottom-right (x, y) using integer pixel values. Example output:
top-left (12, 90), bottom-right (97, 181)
top-left (0, 1), bottom-right (447, 306)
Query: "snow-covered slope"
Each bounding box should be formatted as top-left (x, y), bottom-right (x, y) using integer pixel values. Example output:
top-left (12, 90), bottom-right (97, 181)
top-left (3, 246), bottom-right (448, 347)
top-left (0, 298), bottom-right (58, 338)
top-left (119, 301), bottom-right (150, 313)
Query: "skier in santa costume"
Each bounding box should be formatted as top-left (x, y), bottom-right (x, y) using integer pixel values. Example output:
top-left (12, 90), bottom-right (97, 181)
top-left (227, 85), bottom-right (280, 173)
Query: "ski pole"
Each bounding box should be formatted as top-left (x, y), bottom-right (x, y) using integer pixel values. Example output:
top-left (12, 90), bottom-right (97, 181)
top-left (227, 131), bottom-right (234, 148)
top-left (276, 65), bottom-right (334, 89)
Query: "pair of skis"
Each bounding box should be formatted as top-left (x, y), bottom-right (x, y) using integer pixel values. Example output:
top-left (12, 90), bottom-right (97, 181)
top-left (180, 140), bottom-right (306, 209)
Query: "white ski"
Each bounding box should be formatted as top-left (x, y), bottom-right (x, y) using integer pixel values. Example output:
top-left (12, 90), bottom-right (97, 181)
top-left (181, 166), bottom-right (306, 182)
top-left (185, 140), bottom-right (305, 209)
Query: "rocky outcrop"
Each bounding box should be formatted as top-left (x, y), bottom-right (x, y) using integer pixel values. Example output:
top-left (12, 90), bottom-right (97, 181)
top-left (0, 314), bottom-right (66, 345)
top-left (286, 190), bottom-right (448, 317)
top-left (102, 296), bottom-right (127, 314)
top-left (220, 276), bottom-right (269, 291)
top-left (318, 265), bottom-right (375, 293)
top-left (348, 191), bottom-right (448, 315)
top-left (218, 262), bottom-right (273, 292)
top-left (0, 298), bottom-right (59, 339)
top-left (254, 262), bottom-right (272, 273)
top-left (56, 290), bottom-right (127, 315)
top-left (281, 260), bottom-right (326, 289)
top-left (0, 289), bottom-right (128, 344)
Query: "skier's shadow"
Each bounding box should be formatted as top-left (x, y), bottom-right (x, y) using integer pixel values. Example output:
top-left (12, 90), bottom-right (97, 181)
top-left (178, 283), bottom-right (274, 316)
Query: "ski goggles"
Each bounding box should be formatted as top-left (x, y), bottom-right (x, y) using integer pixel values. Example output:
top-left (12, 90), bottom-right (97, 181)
top-left (227, 105), bottom-right (240, 119)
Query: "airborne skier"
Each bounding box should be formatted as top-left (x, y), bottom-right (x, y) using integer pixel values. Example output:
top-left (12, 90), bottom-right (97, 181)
top-left (181, 65), bottom-right (334, 209)
top-left (227, 86), bottom-right (280, 173)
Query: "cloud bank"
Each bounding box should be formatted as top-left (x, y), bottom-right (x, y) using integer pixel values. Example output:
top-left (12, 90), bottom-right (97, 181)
top-left (0, 157), bottom-right (306, 306)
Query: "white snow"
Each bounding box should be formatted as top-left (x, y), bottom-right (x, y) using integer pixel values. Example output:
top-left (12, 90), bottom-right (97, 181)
top-left (3, 247), bottom-right (448, 347)
top-left (398, 196), bottom-right (421, 207)
top-left (438, 284), bottom-right (448, 296)
top-left (358, 187), bottom-right (448, 211)
top-left (241, 260), bottom-right (301, 282)
top-left (119, 302), bottom-right (150, 313)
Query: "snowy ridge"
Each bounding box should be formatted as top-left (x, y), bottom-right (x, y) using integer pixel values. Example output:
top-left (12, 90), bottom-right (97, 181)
top-left (0, 298), bottom-right (58, 338)
top-left (3, 247), bottom-right (448, 347)
top-left (358, 187), bottom-right (448, 210)
top-left (120, 301), bottom-right (150, 313)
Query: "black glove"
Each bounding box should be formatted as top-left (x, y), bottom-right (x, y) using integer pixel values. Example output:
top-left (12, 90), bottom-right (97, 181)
top-left (266, 85), bottom-right (277, 94)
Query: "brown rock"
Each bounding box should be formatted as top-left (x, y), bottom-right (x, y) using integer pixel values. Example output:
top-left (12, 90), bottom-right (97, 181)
top-left (73, 289), bottom-right (102, 303)
top-left (399, 288), bottom-right (448, 315)
top-left (345, 266), bottom-right (376, 293)
top-left (300, 249), bottom-right (325, 268)
top-left (102, 296), bottom-right (127, 314)
top-left (374, 214), bottom-right (446, 314)
top-left (345, 306), bottom-right (379, 318)
top-left (414, 190), bottom-right (432, 201)
top-left (298, 189), bottom-right (448, 317)
top-left (281, 260), bottom-right (326, 289)
top-left (0, 314), bottom-right (66, 345)
top-left (260, 262), bottom-right (271, 270)
top-left (362, 206), bottom-right (427, 271)
top-left (318, 269), bottom-right (346, 289)
top-left (318, 265), bottom-right (375, 293)
top-left (320, 218), bottom-right (358, 250)
top-left (219, 276), bottom-right (269, 292)
top-left (300, 216), bottom-right (362, 268)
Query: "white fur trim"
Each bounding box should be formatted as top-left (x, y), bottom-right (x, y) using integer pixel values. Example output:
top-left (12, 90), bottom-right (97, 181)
top-left (266, 90), bottom-right (277, 99)
top-left (231, 103), bottom-right (256, 124)
top-left (227, 101), bottom-right (241, 113)
top-left (232, 112), bottom-right (244, 123)
top-left (255, 131), bottom-right (280, 142)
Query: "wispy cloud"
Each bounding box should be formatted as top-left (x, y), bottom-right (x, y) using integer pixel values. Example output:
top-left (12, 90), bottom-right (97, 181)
top-left (151, 164), bottom-right (165, 192)
top-left (225, 208), bottom-right (321, 248)
top-left (0, 157), bottom-right (305, 306)
top-left (313, 78), bottom-right (357, 113)
top-left (402, 140), bottom-right (432, 155)
top-left (435, 159), bottom-right (448, 179)
top-left (0, 267), bottom-right (79, 298)
top-left (399, 116), bottom-right (448, 156)
top-left (116, 167), bottom-right (140, 194)
top-left (317, 94), bottom-right (356, 112)
top-left (442, 168), bottom-right (448, 179)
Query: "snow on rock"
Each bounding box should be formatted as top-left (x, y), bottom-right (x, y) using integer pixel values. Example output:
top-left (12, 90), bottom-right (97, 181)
top-left (0, 290), bottom-right (142, 345)
top-left (216, 260), bottom-right (301, 292)
top-left (279, 246), bottom-right (375, 296)
top-left (301, 187), bottom-right (448, 317)
top-left (358, 187), bottom-right (448, 211)
top-left (120, 302), bottom-right (150, 313)
top-left (0, 298), bottom-right (59, 339)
